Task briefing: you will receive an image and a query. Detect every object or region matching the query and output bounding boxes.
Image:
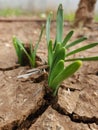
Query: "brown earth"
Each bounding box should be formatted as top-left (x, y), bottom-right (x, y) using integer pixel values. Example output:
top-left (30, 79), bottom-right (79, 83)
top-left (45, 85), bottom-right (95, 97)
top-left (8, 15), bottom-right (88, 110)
top-left (0, 19), bottom-right (98, 130)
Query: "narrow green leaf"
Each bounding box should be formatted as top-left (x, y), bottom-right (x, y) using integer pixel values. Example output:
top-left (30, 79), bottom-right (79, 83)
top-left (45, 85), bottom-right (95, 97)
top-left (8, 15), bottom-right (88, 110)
top-left (49, 60), bottom-right (64, 87)
top-left (32, 25), bottom-right (45, 67)
top-left (65, 56), bottom-right (98, 62)
top-left (13, 37), bottom-right (21, 57)
top-left (66, 43), bottom-right (98, 57)
top-left (46, 13), bottom-right (52, 45)
top-left (56, 4), bottom-right (63, 43)
top-left (13, 37), bottom-right (34, 67)
top-left (62, 31), bottom-right (74, 46)
top-left (48, 40), bottom-right (53, 67)
top-left (30, 41), bottom-right (35, 67)
top-left (34, 24), bottom-right (44, 54)
top-left (66, 37), bottom-right (87, 49)
top-left (53, 42), bottom-right (62, 58)
top-left (30, 41), bottom-right (33, 56)
top-left (13, 37), bottom-right (20, 57)
top-left (52, 47), bottom-right (66, 69)
top-left (13, 37), bottom-right (24, 65)
top-left (53, 39), bottom-right (57, 51)
top-left (51, 60), bottom-right (82, 95)
top-left (50, 43), bottom-right (62, 68)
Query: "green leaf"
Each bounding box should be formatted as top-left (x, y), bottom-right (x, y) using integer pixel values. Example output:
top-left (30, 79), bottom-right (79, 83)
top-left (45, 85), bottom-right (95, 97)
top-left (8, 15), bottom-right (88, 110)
top-left (66, 43), bottom-right (98, 57)
top-left (48, 40), bottom-right (53, 67)
top-left (62, 30), bottom-right (74, 47)
top-left (30, 41), bottom-right (33, 55)
top-left (46, 13), bottom-right (52, 45)
top-left (50, 43), bottom-right (61, 68)
top-left (13, 37), bottom-right (24, 65)
top-left (66, 37), bottom-right (87, 49)
top-left (51, 60), bottom-right (82, 96)
top-left (13, 37), bottom-right (20, 58)
top-left (65, 56), bottom-right (98, 62)
top-left (49, 60), bottom-right (64, 87)
top-left (56, 4), bottom-right (63, 43)
top-left (30, 41), bottom-right (35, 67)
top-left (53, 42), bottom-right (61, 58)
top-left (52, 47), bottom-right (66, 69)
top-left (13, 37), bottom-right (34, 67)
top-left (32, 25), bottom-right (44, 67)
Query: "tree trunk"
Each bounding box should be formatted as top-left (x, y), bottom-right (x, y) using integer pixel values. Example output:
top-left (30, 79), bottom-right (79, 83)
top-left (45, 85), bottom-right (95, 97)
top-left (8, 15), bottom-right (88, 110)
top-left (74, 0), bottom-right (97, 27)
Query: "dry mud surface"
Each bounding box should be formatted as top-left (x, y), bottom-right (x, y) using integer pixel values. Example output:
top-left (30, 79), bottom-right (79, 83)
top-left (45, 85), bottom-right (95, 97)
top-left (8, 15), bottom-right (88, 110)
top-left (0, 20), bottom-right (98, 130)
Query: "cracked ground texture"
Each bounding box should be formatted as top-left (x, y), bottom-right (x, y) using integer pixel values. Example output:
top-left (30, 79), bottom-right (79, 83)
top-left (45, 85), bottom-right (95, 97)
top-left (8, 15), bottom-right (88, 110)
top-left (0, 20), bottom-right (98, 129)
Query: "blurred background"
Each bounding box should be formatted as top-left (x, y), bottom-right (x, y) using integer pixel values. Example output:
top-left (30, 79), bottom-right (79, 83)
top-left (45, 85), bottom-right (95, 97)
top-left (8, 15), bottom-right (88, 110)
top-left (0, 0), bottom-right (98, 12)
top-left (0, 0), bottom-right (98, 21)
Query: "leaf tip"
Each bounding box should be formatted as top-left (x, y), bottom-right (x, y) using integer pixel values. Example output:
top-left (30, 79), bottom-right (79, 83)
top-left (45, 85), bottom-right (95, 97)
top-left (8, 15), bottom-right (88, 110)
top-left (76, 60), bottom-right (82, 66)
top-left (59, 4), bottom-right (63, 9)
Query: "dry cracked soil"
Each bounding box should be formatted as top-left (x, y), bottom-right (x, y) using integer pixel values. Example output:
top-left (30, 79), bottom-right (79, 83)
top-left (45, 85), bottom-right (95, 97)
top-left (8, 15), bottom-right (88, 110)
top-left (0, 19), bottom-right (98, 130)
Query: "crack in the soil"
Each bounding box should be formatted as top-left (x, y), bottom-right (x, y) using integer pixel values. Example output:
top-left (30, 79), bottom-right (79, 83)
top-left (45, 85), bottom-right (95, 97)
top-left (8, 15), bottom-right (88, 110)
top-left (14, 87), bottom-right (98, 129)
top-left (1, 77), bottom-right (98, 129)
top-left (70, 113), bottom-right (98, 124)
top-left (0, 64), bottom-right (20, 71)
top-left (11, 89), bottom-right (56, 130)
top-left (16, 101), bottom-right (49, 130)
top-left (52, 103), bottom-right (98, 125)
top-left (95, 71), bottom-right (98, 76)
top-left (1, 92), bottom-right (98, 130)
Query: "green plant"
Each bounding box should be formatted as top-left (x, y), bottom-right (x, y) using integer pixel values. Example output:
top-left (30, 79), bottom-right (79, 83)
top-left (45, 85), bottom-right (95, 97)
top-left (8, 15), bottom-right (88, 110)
top-left (13, 25), bottom-right (44, 68)
top-left (46, 4), bottom-right (98, 96)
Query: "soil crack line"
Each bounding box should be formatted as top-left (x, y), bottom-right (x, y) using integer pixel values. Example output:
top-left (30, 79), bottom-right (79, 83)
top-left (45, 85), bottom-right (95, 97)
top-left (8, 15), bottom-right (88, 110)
top-left (52, 103), bottom-right (98, 125)
top-left (0, 64), bottom-right (20, 71)
top-left (16, 101), bottom-right (49, 130)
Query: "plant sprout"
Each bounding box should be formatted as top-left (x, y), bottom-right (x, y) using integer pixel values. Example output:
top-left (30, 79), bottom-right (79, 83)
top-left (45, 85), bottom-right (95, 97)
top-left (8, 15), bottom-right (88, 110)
top-left (13, 25), bottom-right (44, 68)
top-left (13, 37), bottom-right (24, 66)
top-left (46, 4), bottom-right (98, 96)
